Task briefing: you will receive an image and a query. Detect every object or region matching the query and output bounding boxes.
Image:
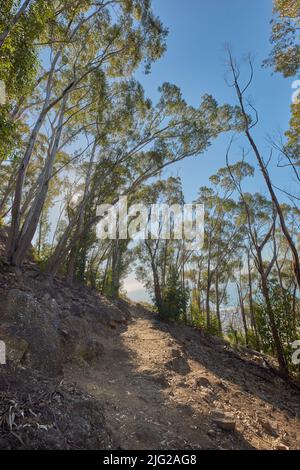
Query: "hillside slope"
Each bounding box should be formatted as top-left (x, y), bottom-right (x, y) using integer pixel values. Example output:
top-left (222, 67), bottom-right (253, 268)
top-left (64, 304), bottom-right (300, 450)
top-left (0, 257), bottom-right (299, 449)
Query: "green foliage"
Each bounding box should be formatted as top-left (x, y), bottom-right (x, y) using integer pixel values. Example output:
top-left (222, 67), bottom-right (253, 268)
top-left (190, 303), bottom-right (221, 336)
top-left (102, 270), bottom-right (115, 298)
top-left (189, 303), bottom-right (206, 329)
top-left (0, 104), bottom-right (18, 161)
top-left (0, 1), bottom-right (298, 382)
top-left (227, 325), bottom-right (247, 347)
top-left (159, 268), bottom-right (189, 321)
top-left (285, 102), bottom-right (300, 155)
top-left (0, 1), bottom-right (52, 96)
top-left (0, 1), bottom-right (54, 162)
top-left (264, 0), bottom-right (300, 78)
top-left (265, 1), bottom-right (300, 151)
top-left (254, 281), bottom-right (300, 368)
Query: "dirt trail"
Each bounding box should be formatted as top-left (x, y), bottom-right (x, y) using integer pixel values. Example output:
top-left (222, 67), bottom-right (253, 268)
top-left (64, 305), bottom-right (300, 450)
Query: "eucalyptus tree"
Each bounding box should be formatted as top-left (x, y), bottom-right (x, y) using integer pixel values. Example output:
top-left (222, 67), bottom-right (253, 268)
top-left (263, 0), bottom-right (300, 199)
top-left (245, 247), bottom-right (261, 350)
top-left (264, 0), bottom-right (300, 159)
top-left (265, 0), bottom-right (300, 78)
top-left (236, 188), bottom-right (289, 375)
top-left (227, 51), bottom-right (300, 291)
top-left (234, 260), bottom-right (251, 345)
top-left (6, 0), bottom-right (168, 266)
top-left (45, 84), bottom-right (239, 278)
top-left (0, 1), bottom-right (54, 163)
top-left (134, 177), bottom-right (188, 317)
top-left (270, 216), bottom-right (300, 336)
top-left (193, 163), bottom-right (247, 331)
top-left (0, 0), bottom-right (34, 48)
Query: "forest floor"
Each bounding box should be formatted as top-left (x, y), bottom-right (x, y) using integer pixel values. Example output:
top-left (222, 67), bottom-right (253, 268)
top-left (0, 228), bottom-right (300, 450)
top-left (64, 304), bottom-right (300, 450)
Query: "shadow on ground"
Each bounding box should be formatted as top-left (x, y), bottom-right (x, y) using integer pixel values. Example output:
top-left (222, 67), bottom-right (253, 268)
top-left (64, 305), bottom-right (258, 450)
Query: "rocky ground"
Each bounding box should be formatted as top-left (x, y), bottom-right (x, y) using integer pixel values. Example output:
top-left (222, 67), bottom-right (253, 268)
top-left (0, 365), bottom-right (116, 449)
top-left (64, 304), bottom-right (300, 450)
top-left (0, 249), bottom-right (300, 449)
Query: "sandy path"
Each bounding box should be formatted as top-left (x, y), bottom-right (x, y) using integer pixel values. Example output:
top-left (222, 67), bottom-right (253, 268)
top-left (64, 307), bottom-right (300, 450)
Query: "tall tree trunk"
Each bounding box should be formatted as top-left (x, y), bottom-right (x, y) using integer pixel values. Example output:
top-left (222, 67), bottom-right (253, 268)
top-left (247, 128), bottom-right (300, 290)
top-left (260, 275), bottom-right (288, 376)
top-left (101, 253), bottom-right (111, 295)
top-left (45, 139), bottom-right (97, 277)
top-left (292, 282), bottom-right (297, 334)
top-left (206, 242), bottom-right (212, 329)
top-left (66, 245), bottom-right (77, 284)
top-left (215, 271), bottom-right (222, 334)
top-left (153, 266), bottom-right (163, 314)
top-left (229, 54), bottom-right (300, 290)
top-left (111, 239), bottom-right (121, 298)
top-left (237, 282), bottom-right (249, 346)
top-left (7, 50), bottom-right (61, 262)
top-left (37, 209), bottom-right (43, 257)
top-left (10, 95), bottom-right (67, 266)
top-left (205, 280), bottom-right (211, 329)
top-left (247, 250), bottom-right (260, 350)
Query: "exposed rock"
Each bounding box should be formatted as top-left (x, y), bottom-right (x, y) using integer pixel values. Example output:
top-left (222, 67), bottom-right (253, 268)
top-left (178, 378), bottom-right (189, 388)
top-left (0, 289), bottom-right (63, 376)
top-left (70, 302), bottom-right (83, 317)
top-left (165, 356), bottom-right (191, 375)
top-left (216, 380), bottom-right (228, 390)
top-left (195, 376), bottom-right (212, 388)
top-left (259, 418), bottom-right (279, 437)
top-left (171, 348), bottom-right (182, 358)
top-left (275, 442), bottom-right (290, 450)
top-left (134, 422), bottom-right (162, 445)
top-left (210, 410), bottom-right (236, 431)
top-left (80, 337), bottom-right (104, 361)
top-left (2, 333), bottom-right (28, 363)
top-left (0, 274), bottom-right (128, 376)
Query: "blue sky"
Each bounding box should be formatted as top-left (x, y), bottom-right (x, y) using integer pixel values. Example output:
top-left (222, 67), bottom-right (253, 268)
top-left (135, 0), bottom-right (294, 200)
top-left (125, 0), bottom-right (297, 301)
